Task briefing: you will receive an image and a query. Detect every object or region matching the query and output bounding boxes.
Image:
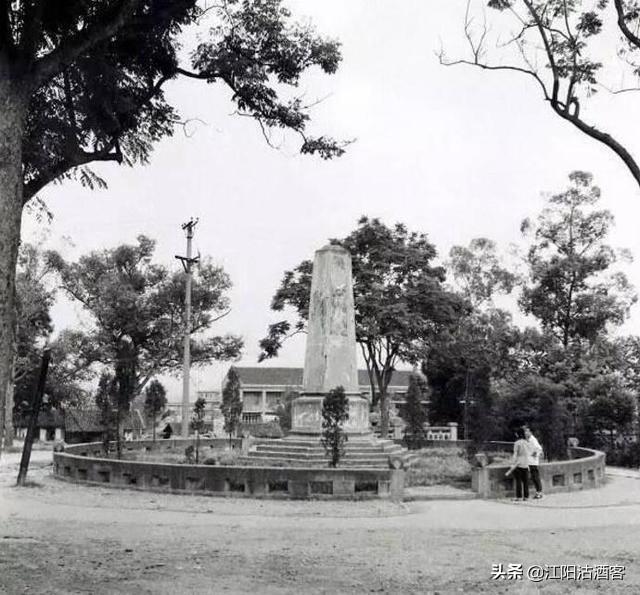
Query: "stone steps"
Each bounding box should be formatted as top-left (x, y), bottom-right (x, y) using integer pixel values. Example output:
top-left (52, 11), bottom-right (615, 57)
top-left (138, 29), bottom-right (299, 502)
top-left (251, 445), bottom-right (404, 457)
top-left (237, 456), bottom-right (393, 469)
top-left (250, 451), bottom-right (392, 462)
top-left (243, 435), bottom-right (411, 469)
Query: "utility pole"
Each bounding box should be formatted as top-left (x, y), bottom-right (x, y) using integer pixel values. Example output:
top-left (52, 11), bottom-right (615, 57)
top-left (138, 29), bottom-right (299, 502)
top-left (175, 218), bottom-right (200, 439)
top-left (17, 349), bottom-right (51, 486)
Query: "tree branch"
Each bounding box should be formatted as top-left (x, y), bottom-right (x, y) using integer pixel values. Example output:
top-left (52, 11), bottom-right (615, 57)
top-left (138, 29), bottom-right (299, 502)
top-left (0, 0), bottom-right (13, 54)
top-left (23, 144), bottom-right (122, 203)
top-left (20, 0), bottom-right (45, 58)
top-left (30, 0), bottom-right (142, 87)
top-left (551, 103), bottom-right (640, 187)
top-left (438, 53), bottom-right (551, 100)
top-left (614, 0), bottom-right (640, 49)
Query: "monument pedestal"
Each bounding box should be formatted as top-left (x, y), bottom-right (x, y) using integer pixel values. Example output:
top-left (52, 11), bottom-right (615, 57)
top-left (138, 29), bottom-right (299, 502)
top-left (291, 394), bottom-right (370, 436)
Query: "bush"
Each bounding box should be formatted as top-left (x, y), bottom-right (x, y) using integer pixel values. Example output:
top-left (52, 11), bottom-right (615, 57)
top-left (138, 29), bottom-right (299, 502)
top-left (238, 421), bottom-right (283, 438)
top-left (406, 447), bottom-right (473, 487)
top-left (597, 441), bottom-right (640, 468)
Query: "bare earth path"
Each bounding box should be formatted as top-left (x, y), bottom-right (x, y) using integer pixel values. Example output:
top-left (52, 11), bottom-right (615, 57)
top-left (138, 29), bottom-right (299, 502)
top-left (1, 451), bottom-right (639, 594)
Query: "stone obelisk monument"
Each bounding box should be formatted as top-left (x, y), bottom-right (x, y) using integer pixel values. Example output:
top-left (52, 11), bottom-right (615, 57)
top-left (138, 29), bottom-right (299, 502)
top-left (290, 244), bottom-right (370, 435)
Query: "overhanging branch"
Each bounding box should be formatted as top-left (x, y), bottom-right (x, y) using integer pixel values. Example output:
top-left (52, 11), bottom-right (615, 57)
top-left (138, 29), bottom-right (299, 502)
top-left (30, 0), bottom-right (141, 87)
top-left (614, 0), bottom-right (640, 49)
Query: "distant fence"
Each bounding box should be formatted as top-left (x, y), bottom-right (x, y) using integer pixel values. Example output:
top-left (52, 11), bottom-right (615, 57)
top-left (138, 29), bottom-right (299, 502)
top-left (472, 447), bottom-right (606, 498)
top-left (53, 440), bottom-right (404, 501)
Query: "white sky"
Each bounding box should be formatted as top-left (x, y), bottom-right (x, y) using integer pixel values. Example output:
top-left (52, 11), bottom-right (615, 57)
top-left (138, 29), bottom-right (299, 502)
top-left (21, 1), bottom-right (640, 399)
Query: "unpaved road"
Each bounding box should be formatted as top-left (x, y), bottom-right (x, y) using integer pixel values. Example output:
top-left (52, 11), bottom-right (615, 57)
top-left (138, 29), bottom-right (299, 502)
top-left (1, 451), bottom-right (639, 594)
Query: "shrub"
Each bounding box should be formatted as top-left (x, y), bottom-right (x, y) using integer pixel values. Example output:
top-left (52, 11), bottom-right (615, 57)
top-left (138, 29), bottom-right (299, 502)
top-left (238, 421), bottom-right (283, 438)
top-left (406, 447), bottom-right (472, 487)
top-left (321, 386), bottom-right (349, 468)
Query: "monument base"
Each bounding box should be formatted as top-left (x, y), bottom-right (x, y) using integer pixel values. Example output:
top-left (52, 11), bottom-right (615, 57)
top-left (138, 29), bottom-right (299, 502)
top-left (291, 394), bottom-right (370, 435)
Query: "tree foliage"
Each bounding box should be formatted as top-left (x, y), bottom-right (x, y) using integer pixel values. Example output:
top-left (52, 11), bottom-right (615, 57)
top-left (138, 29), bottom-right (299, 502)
top-left (399, 373), bottom-right (428, 449)
top-left (191, 396), bottom-right (206, 463)
top-left (95, 372), bottom-right (117, 456)
top-left (47, 235), bottom-right (243, 399)
top-left (221, 366), bottom-right (243, 443)
top-left (442, 0), bottom-right (640, 187)
top-left (447, 238), bottom-right (517, 308)
top-left (321, 386), bottom-right (349, 468)
top-left (274, 389), bottom-right (298, 434)
top-left (520, 171), bottom-right (636, 348)
top-left (260, 216), bottom-right (469, 437)
top-left (144, 379), bottom-right (167, 442)
top-left (12, 248), bottom-right (90, 428)
top-left (0, 0), bottom-right (347, 456)
top-left (497, 375), bottom-right (569, 460)
top-left (7, 0), bottom-right (348, 203)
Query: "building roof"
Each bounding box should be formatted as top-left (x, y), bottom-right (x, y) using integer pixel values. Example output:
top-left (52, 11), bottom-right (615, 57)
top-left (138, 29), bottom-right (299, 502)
top-left (14, 409), bottom-right (64, 429)
top-left (64, 409), bottom-right (145, 433)
top-left (231, 367), bottom-right (412, 389)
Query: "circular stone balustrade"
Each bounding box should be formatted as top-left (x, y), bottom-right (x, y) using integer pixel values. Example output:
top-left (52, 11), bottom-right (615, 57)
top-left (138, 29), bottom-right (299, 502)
top-left (53, 439), bottom-right (405, 501)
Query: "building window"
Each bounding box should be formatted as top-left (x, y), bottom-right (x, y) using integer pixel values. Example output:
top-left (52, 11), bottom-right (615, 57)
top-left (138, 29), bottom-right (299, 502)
top-left (265, 391), bottom-right (284, 411)
top-left (242, 391), bottom-right (262, 412)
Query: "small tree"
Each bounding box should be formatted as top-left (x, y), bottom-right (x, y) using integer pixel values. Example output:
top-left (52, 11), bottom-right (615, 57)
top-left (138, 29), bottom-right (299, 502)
top-left (95, 373), bottom-right (116, 456)
top-left (274, 389), bottom-right (298, 434)
top-left (498, 376), bottom-right (569, 461)
top-left (144, 380), bottom-right (167, 443)
top-left (221, 368), bottom-right (243, 446)
top-left (321, 386), bottom-right (349, 468)
top-left (190, 397), bottom-right (206, 464)
top-left (400, 374), bottom-right (428, 449)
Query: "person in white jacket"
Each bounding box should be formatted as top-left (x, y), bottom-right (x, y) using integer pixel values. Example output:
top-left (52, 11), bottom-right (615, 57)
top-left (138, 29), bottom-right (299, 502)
top-left (523, 425), bottom-right (543, 499)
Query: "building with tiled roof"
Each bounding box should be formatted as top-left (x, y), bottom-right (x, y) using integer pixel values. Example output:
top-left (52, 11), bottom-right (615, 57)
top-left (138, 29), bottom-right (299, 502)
top-left (224, 366), bottom-right (413, 424)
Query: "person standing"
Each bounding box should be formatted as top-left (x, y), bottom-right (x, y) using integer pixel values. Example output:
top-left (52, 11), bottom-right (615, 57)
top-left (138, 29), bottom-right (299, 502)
top-left (505, 427), bottom-right (530, 501)
top-left (523, 425), bottom-right (544, 499)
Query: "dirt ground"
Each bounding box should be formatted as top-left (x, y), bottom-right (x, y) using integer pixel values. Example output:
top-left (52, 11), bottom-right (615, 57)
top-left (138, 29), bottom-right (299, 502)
top-left (1, 451), bottom-right (639, 594)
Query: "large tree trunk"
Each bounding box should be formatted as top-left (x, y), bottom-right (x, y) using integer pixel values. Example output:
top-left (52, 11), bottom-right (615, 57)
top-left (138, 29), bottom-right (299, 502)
top-left (4, 373), bottom-right (14, 447)
top-left (0, 75), bottom-right (27, 460)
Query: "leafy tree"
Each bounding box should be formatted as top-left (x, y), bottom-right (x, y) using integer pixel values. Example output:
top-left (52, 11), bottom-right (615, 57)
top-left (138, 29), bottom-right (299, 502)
top-left (426, 237), bottom-right (520, 442)
top-left (190, 396), bottom-right (206, 464)
top-left (260, 216), bottom-right (469, 437)
top-left (221, 367), bottom-right (243, 445)
top-left (274, 389), bottom-right (298, 434)
top-left (497, 375), bottom-right (569, 460)
top-left (441, 0), bottom-right (640, 187)
top-left (520, 171), bottom-right (636, 349)
top-left (447, 238), bottom-right (517, 309)
top-left (95, 373), bottom-right (117, 456)
top-left (2, 243), bottom-right (54, 447)
top-left (321, 386), bottom-right (349, 468)
top-left (144, 379), bottom-right (167, 443)
top-left (400, 374), bottom-right (428, 449)
top-left (0, 0), bottom-right (346, 453)
top-left (426, 308), bottom-right (518, 436)
top-left (47, 236), bottom-right (243, 400)
top-left (581, 377), bottom-right (636, 450)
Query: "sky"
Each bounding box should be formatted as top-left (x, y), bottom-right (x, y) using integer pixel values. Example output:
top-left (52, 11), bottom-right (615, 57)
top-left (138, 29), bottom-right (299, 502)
top-left (21, 1), bottom-right (640, 399)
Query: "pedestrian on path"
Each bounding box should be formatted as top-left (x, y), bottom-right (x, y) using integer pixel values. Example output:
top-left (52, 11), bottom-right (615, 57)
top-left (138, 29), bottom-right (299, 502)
top-left (523, 425), bottom-right (543, 499)
top-left (505, 427), bottom-right (530, 501)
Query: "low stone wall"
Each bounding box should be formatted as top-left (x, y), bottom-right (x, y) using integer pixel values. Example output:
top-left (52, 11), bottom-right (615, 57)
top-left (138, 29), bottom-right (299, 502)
top-left (53, 440), bottom-right (404, 501)
top-left (472, 447), bottom-right (606, 498)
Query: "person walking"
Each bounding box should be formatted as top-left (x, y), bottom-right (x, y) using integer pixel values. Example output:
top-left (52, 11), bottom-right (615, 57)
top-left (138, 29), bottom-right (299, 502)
top-left (523, 425), bottom-right (544, 499)
top-left (505, 427), bottom-right (530, 501)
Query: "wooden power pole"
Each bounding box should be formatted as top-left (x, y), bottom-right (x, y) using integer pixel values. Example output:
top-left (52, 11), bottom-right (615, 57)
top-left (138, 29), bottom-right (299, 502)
top-left (17, 349), bottom-right (51, 486)
top-left (175, 218), bottom-right (199, 439)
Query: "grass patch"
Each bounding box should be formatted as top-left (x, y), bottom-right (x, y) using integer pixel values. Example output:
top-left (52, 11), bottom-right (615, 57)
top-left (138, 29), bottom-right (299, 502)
top-left (407, 447), bottom-right (472, 487)
top-left (116, 445), bottom-right (242, 465)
